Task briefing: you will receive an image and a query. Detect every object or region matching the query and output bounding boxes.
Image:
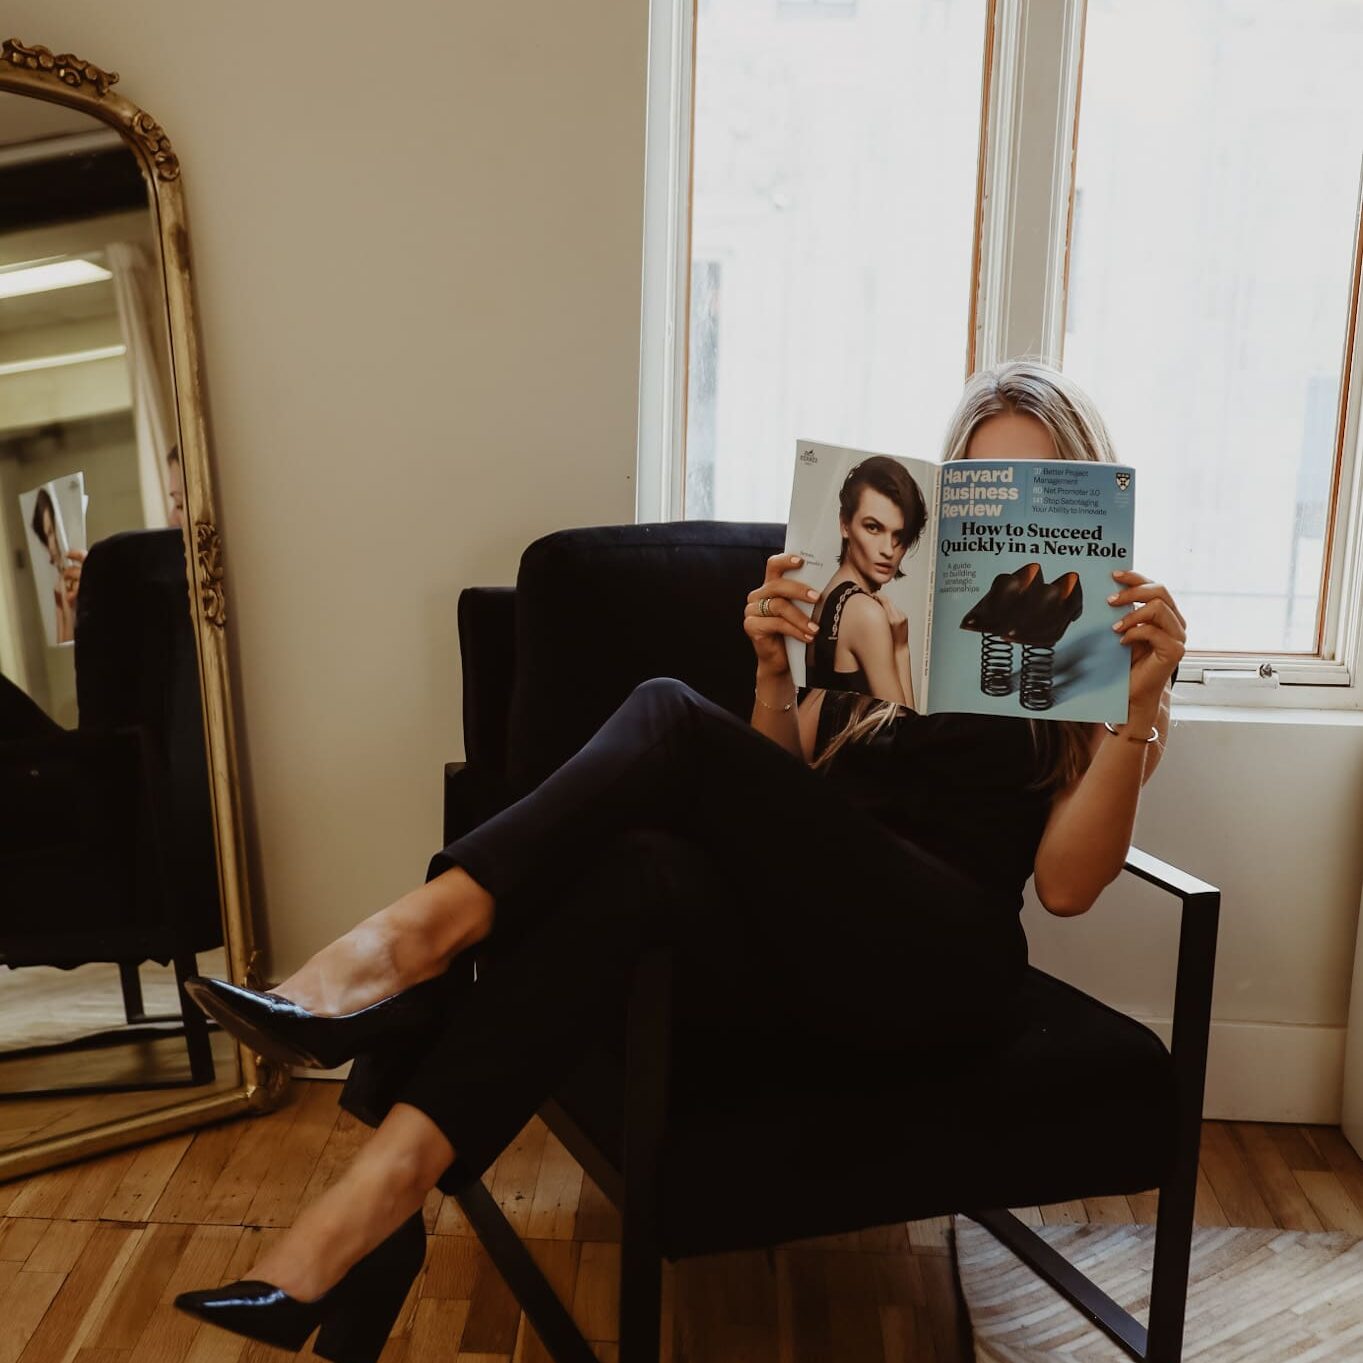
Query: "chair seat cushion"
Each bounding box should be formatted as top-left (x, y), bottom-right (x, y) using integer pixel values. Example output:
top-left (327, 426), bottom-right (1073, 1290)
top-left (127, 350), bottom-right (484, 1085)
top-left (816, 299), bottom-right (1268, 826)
top-left (552, 965), bottom-right (1178, 1259)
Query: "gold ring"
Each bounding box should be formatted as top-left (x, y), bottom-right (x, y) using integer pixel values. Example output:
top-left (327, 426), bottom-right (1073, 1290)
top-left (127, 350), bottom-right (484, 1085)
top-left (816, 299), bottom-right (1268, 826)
top-left (758, 596), bottom-right (772, 617)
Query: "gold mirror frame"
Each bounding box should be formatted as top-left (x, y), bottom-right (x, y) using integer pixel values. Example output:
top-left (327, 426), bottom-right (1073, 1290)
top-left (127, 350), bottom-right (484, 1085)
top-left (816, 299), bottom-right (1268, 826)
top-left (0, 38), bottom-right (287, 1181)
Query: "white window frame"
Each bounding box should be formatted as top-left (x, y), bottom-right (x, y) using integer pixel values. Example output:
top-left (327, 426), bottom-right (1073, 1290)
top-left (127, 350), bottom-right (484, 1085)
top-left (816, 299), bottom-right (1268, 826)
top-left (637, 0), bottom-right (1363, 711)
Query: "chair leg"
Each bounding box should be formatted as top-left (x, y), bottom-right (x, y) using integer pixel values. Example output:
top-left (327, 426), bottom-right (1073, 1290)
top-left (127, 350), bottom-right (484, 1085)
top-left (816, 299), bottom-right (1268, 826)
top-left (1145, 1136), bottom-right (1200, 1361)
top-left (173, 953), bottom-right (215, 1084)
top-left (619, 1226), bottom-right (662, 1363)
top-left (119, 961), bottom-right (147, 1023)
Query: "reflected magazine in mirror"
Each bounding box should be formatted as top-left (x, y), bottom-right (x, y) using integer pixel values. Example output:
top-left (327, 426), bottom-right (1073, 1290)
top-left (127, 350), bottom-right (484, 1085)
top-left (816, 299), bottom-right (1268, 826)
top-left (783, 441), bottom-right (1135, 724)
top-left (18, 473), bottom-right (87, 650)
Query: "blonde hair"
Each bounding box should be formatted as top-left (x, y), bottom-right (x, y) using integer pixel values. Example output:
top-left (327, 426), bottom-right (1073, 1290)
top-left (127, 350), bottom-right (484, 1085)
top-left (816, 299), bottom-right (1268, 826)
top-left (813, 357), bottom-right (1115, 790)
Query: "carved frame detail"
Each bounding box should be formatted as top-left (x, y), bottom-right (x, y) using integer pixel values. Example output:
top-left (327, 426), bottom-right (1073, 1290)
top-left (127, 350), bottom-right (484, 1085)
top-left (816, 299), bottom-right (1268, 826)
top-left (0, 39), bottom-right (285, 1183)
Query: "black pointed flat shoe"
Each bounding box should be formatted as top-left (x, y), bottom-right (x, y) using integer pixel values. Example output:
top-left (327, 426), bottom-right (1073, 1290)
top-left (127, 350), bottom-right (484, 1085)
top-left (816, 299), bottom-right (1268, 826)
top-left (182, 974), bottom-right (447, 1070)
top-left (175, 1211), bottom-right (425, 1363)
top-left (960, 561), bottom-right (1042, 633)
top-left (1003, 570), bottom-right (1084, 647)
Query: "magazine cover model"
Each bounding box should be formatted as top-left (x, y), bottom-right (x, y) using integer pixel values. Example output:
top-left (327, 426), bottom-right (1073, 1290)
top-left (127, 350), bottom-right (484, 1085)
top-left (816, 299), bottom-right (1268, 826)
top-left (783, 441), bottom-right (1136, 724)
top-left (18, 473), bottom-right (87, 649)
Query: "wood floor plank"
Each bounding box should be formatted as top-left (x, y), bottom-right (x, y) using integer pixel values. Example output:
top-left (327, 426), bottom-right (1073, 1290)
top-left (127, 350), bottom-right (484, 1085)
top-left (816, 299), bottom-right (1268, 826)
top-left (512, 1241), bottom-right (581, 1363)
top-left (20, 1223), bottom-right (144, 1363)
top-left (489, 1120), bottom-right (548, 1239)
top-left (409, 1297), bottom-right (471, 1361)
top-left (421, 1234), bottom-right (483, 1300)
top-left (6, 1163), bottom-right (84, 1220)
top-left (1039, 1200), bottom-right (1088, 1226)
top-left (1229, 1122), bottom-right (1325, 1231)
top-left (572, 1177), bottom-right (620, 1245)
top-left (461, 1244), bottom-right (524, 1357)
top-left (86, 1221), bottom-right (196, 1349)
top-left (101, 1135), bottom-right (194, 1223)
top-left (1295, 1169), bottom-right (1363, 1234)
top-left (0, 1266), bottom-right (66, 1363)
top-left (525, 1132), bottom-right (583, 1242)
top-left (200, 1101), bottom-right (302, 1226)
top-left (150, 1122), bottom-right (249, 1224)
top-left (1127, 1189), bottom-right (1159, 1224)
top-left (1197, 1121), bottom-right (1274, 1227)
top-left (126, 1224), bottom-right (244, 1363)
top-left (1303, 1125), bottom-right (1363, 1221)
top-left (26, 1217), bottom-right (96, 1273)
top-left (242, 1081), bottom-right (341, 1228)
top-left (569, 1241), bottom-right (620, 1345)
top-left (296, 1105), bottom-right (370, 1210)
top-left (0, 1218), bottom-right (47, 1262)
top-left (1194, 1167), bottom-right (1230, 1227)
top-left (1080, 1196), bottom-right (1133, 1225)
top-left (1270, 1124), bottom-right (1331, 1173)
top-left (57, 1151), bottom-right (141, 1222)
top-left (905, 1217), bottom-right (951, 1254)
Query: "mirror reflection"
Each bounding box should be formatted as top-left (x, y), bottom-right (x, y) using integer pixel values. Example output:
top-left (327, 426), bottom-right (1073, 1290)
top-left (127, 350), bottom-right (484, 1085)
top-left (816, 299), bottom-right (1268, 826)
top-left (0, 93), bottom-right (238, 1139)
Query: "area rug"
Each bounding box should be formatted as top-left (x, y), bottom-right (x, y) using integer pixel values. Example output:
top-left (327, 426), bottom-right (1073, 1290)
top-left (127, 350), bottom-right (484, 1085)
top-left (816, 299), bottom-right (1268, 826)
top-left (953, 1215), bottom-right (1363, 1361)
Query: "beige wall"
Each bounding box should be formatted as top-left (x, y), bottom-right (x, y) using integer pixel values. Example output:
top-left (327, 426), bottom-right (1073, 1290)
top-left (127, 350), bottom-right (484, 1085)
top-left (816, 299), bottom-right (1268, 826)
top-left (1, 2), bottom-right (647, 974)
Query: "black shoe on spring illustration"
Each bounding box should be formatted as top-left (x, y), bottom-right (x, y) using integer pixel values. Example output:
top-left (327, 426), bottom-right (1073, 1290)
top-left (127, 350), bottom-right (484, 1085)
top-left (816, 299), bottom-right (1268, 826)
top-left (959, 563), bottom-right (1042, 697)
top-left (959, 565), bottom-right (1084, 709)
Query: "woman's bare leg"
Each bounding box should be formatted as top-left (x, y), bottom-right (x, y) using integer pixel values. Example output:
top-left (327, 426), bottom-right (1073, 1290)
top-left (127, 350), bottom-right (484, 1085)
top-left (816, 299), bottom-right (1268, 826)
top-left (273, 869), bottom-right (495, 1017)
top-left (247, 1102), bottom-right (454, 1302)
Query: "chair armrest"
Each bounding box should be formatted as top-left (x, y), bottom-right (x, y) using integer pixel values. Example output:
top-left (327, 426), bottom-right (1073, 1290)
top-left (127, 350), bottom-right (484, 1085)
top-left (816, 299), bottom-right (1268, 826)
top-left (1123, 845), bottom-right (1219, 906)
top-left (1121, 845), bottom-right (1220, 1172)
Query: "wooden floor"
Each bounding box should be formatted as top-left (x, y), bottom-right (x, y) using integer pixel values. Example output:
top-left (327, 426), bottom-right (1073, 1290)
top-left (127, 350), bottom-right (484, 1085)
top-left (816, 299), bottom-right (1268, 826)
top-left (2, 1081), bottom-right (1363, 1362)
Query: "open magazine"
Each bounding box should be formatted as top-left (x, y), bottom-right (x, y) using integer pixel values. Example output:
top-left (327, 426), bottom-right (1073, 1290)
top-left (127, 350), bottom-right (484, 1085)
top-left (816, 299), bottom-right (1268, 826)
top-left (783, 441), bottom-right (1135, 724)
top-left (18, 473), bottom-right (88, 649)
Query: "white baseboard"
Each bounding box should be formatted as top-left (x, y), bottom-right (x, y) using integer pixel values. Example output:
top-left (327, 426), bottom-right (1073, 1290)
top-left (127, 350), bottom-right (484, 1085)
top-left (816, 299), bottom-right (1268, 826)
top-left (1135, 1016), bottom-right (1345, 1124)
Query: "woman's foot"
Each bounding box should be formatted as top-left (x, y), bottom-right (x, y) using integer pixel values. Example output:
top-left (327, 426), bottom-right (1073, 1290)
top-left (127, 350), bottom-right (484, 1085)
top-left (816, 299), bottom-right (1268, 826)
top-left (275, 869), bottom-right (495, 1018)
top-left (248, 1104), bottom-right (452, 1302)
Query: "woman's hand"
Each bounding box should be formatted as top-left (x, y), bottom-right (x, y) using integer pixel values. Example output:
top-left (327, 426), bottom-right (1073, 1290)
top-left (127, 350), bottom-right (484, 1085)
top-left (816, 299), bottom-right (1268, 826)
top-left (744, 553), bottom-right (820, 673)
top-left (61, 549), bottom-right (85, 612)
top-left (874, 592), bottom-right (909, 650)
top-left (1109, 569), bottom-right (1185, 719)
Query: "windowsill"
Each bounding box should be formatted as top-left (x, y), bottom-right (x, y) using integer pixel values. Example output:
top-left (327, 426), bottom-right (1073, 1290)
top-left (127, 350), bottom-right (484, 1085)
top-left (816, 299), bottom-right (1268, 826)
top-left (1169, 698), bottom-right (1363, 727)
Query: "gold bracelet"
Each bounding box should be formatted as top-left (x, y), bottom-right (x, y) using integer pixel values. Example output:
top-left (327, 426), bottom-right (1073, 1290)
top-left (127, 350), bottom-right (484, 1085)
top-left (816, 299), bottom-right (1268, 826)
top-left (1102, 720), bottom-right (1160, 744)
top-left (754, 689), bottom-right (795, 713)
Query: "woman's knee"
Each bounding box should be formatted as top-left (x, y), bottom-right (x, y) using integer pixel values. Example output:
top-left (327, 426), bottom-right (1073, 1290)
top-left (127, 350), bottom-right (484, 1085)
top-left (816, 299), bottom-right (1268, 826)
top-left (626, 675), bottom-right (703, 717)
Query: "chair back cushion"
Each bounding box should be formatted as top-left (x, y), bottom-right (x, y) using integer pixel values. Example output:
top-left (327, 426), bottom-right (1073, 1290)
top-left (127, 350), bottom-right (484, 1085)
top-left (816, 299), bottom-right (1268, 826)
top-left (504, 521), bottom-right (783, 791)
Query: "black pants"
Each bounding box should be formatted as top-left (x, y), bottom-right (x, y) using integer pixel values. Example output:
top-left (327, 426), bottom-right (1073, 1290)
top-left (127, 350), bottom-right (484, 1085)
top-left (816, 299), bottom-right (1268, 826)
top-left (340, 678), bottom-right (1028, 1179)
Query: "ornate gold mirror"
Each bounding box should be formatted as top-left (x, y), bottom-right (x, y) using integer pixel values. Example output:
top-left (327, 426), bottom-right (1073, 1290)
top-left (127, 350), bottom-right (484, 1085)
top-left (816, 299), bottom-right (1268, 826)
top-left (0, 39), bottom-right (283, 1180)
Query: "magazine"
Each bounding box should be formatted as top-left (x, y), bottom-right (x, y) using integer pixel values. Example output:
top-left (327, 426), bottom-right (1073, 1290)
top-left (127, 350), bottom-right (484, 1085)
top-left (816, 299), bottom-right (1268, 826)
top-left (18, 472), bottom-right (88, 649)
top-left (783, 441), bottom-right (1135, 724)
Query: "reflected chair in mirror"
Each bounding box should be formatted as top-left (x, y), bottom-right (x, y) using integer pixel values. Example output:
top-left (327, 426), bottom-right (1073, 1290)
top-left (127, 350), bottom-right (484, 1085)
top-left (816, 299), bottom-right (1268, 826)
top-left (434, 522), bottom-right (1220, 1363)
top-left (0, 529), bottom-right (219, 1095)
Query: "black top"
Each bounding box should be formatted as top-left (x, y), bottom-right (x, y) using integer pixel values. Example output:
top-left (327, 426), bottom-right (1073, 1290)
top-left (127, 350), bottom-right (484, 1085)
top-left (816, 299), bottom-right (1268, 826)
top-left (813, 690), bottom-right (1054, 911)
top-left (806, 580), bottom-right (871, 694)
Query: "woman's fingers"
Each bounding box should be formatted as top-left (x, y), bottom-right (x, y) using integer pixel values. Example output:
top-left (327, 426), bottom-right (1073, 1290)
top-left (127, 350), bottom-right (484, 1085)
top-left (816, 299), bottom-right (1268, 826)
top-left (1107, 570), bottom-right (1187, 630)
top-left (744, 597), bottom-right (816, 640)
top-left (1113, 599), bottom-right (1185, 642)
top-left (747, 577), bottom-right (820, 605)
top-left (1116, 621), bottom-right (1185, 665)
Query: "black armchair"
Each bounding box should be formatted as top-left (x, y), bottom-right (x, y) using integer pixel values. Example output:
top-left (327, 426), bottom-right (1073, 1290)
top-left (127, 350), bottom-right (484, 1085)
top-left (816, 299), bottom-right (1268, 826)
top-left (0, 529), bottom-right (218, 1092)
top-left (439, 522), bottom-right (1220, 1363)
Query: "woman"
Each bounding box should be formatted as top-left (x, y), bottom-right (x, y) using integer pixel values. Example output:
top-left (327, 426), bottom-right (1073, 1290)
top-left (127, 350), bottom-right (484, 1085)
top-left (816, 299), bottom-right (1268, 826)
top-left (28, 487), bottom-right (83, 646)
top-left (175, 359), bottom-right (1186, 1361)
top-left (805, 455), bottom-right (927, 707)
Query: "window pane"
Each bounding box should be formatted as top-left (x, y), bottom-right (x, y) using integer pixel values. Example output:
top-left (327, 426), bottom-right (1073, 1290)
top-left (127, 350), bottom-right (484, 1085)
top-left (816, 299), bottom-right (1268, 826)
top-left (1066, 0), bottom-right (1363, 655)
top-left (686, 0), bottom-right (988, 521)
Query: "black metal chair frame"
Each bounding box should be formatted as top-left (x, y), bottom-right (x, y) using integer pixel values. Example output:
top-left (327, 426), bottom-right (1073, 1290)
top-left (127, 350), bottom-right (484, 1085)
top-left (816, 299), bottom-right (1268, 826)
top-left (440, 755), bottom-right (1220, 1363)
